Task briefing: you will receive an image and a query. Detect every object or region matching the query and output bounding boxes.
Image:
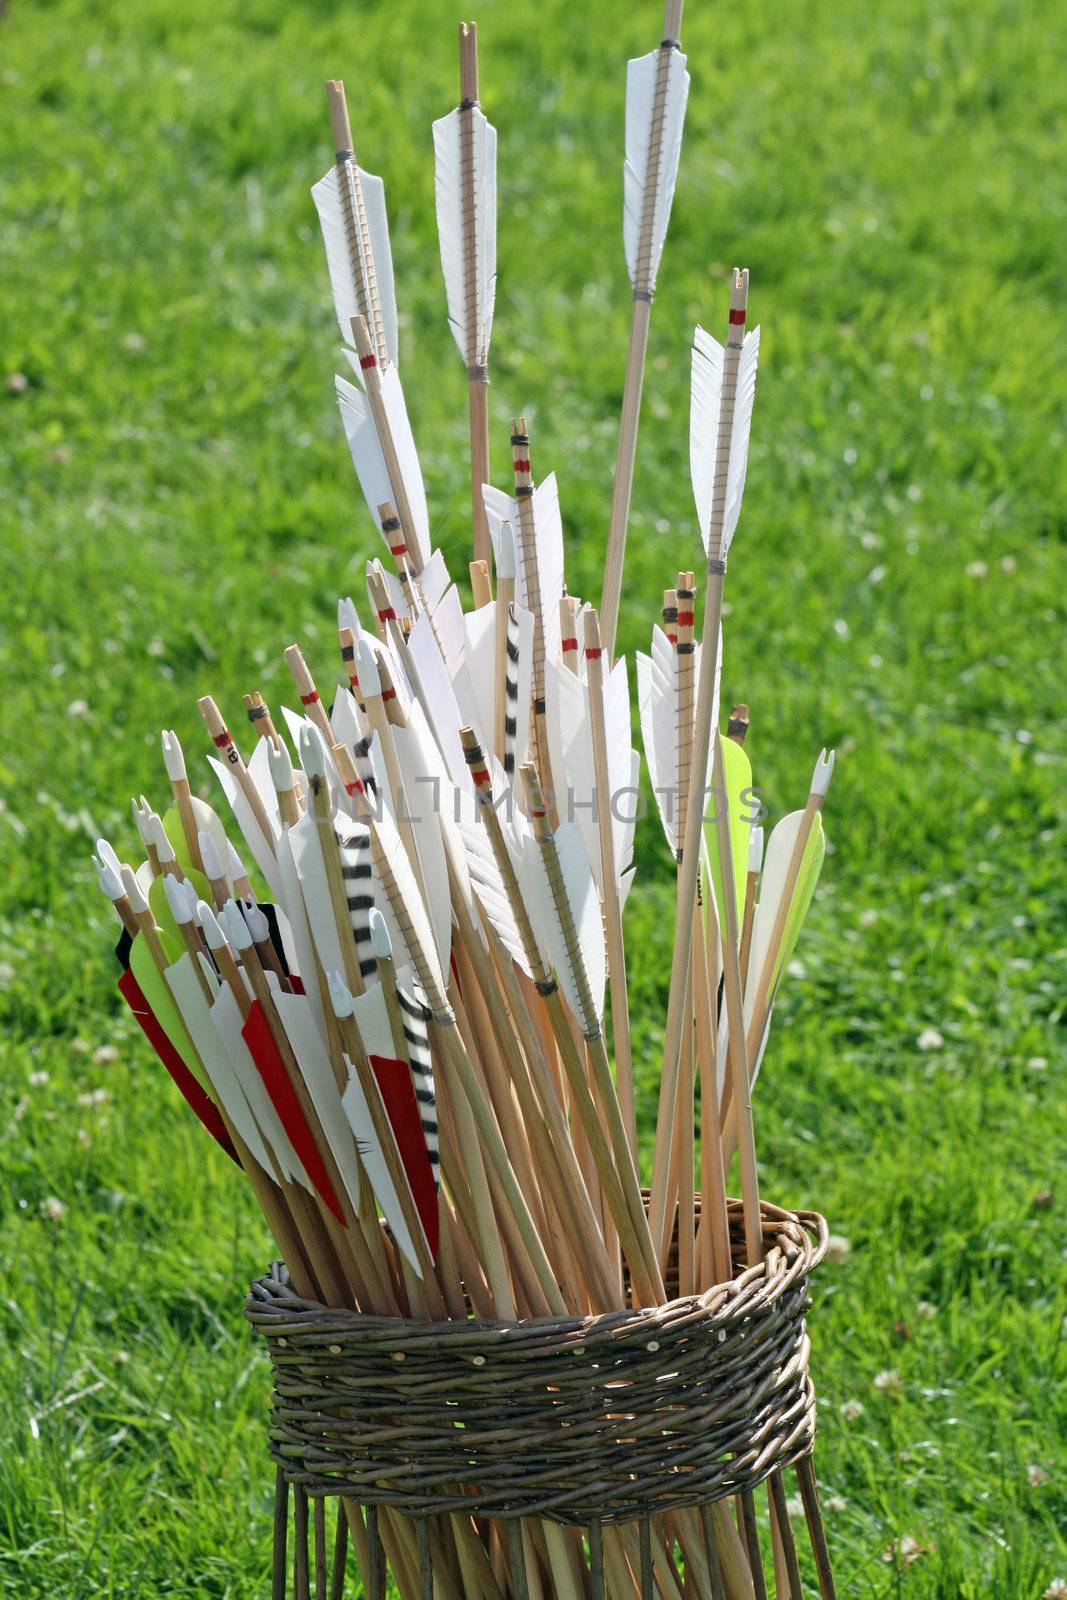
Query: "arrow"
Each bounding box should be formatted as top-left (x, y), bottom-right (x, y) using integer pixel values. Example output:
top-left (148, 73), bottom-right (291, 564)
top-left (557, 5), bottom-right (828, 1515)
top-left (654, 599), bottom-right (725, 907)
top-left (432, 21), bottom-right (497, 565)
top-left (482, 418), bottom-right (564, 806)
top-left (313, 80), bottom-right (397, 368)
top-left (649, 267), bottom-right (762, 1261)
top-left (336, 317), bottom-right (430, 572)
top-left (601, 0), bottom-right (690, 654)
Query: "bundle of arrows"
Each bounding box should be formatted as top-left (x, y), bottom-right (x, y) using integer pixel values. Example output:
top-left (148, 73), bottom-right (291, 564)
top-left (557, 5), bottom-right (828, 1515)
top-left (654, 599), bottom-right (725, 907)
top-left (94, 9), bottom-right (840, 1599)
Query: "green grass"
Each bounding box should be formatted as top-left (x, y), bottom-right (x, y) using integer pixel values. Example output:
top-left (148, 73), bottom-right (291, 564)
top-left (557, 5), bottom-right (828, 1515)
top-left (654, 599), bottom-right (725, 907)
top-left (1, 0), bottom-right (1065, 1593)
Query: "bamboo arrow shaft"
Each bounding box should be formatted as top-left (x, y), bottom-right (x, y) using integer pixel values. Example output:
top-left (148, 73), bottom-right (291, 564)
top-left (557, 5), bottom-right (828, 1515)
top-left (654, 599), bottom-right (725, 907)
top-left (602, 295), bottom-right (651, 658)
top-left (709, 733), bottom-right (762, 1267)
top-left (458, 22), bottom-right (491, 567)
top-left (583, 611), bottom-right (636, 1155)
top-left (648, 568), bottom-right (723, 1249)
top-left (327, 81), bottom-right (388, 367)
top-left (601, 1), bottom-right (684, 658)
top-left (352, 317), bottom-right (423, 573)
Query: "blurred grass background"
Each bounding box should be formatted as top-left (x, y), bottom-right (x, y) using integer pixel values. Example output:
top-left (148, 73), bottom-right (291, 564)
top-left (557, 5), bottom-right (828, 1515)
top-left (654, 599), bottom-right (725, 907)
top-left (1, 0), bottom-right (1065, 1593)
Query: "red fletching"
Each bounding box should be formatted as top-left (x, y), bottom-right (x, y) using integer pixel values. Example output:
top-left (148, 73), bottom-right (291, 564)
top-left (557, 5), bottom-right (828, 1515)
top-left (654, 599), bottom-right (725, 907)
top-left (369, 1054), bottom-right (439, 1259)
top-left (241, 1000), bottom-right (346, 1224)
top-left (117, 969), bottom-right (239, 1165)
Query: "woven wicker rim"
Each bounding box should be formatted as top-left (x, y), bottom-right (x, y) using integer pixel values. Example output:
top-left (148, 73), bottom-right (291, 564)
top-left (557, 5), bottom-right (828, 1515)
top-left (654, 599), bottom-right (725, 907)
top-left (247, 1199), bottom-right (827, 1522)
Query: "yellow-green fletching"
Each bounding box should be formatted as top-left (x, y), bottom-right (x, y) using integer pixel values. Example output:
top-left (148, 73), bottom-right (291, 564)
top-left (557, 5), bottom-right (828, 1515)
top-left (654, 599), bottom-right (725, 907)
top-left (129, 929), bottom-right (206, 1087)
top-left (148, 864), bottom-right (212, 943)
top-left (161, 800), bottom-right (230, 884)
top-left (703, 734), bottom-right (753, 932)
top-left (771, 812), bottom-right (825, 993)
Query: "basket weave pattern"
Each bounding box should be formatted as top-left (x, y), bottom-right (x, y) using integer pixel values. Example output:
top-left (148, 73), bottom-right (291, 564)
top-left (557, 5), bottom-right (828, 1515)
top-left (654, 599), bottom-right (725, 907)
top-left (246, 1201), bottom-right (827, 1525)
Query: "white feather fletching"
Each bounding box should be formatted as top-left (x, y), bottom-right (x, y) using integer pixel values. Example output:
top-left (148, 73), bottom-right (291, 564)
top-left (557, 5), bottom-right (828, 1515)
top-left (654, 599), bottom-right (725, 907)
top-left (623, 45), bottom-right (689, 291)
top-left (545, 658), bottom-right (637, 896)
top-left (512, 814), bottom-right (605, 1036)
top-left (453, 762), bottom-right (530, 975)
top-left (462, 599), bottom-right (534, 776)
top-left (165, 955), bottom-right (274, 1174)
top-left (287, 807), bottom-right (350, 985)
top-left (637, 626), bottom-right (679, 852)
top-left (404, 612), bottom-right (472, 794)
top-left (369, 799), bottom-right (445, 1002)
top-left (391, 712), bottom-right (455, 980)
top-left (271, 825), bottom-right (328, 1038)
top-left (209, 985), bottom-right (308, 1188)
top-left (690, 324), bottom-right (761, 559)
top-left (418, 549), bottom-right (452, 613)
top-left (482, 474), bottom-right (564, 679)
top-left (432, 106), bottom-right (497, 366)
top-left (311, 163), bottom-right (399, 368)
top-left (340, 1051), bottom-right (424, 1273)
top-left (637, 621), bottom-right (723, 854)
top-left (743, 808), bottom-right (802, 1034)
top-left (336, 367), bottom-right (431, 570)
top-left (273, 987), bottom-right (365, 1212)
top-left (723, 326), bottom-right (761, 551)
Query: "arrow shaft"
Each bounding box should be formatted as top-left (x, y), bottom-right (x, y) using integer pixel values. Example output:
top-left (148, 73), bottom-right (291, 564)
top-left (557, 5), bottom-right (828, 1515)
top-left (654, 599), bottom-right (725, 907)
top-left (327, 84), bottom-right (388, 366)
top-left (602, 295), bottom-right (651, 658)
top-left (649, 567), bottom-right (723, 1250)
top-left (352, 319), bottom-right (424, 573)
top-left (709, 732), bottom-right (762, 1267)
top-left (584, 627), bottom-right (637, 1156)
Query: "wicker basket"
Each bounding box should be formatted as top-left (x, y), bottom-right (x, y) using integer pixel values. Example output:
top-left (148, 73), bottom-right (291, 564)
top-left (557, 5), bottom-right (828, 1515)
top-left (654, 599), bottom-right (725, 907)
top-left (247, 1200), bottom-right (830, 1598)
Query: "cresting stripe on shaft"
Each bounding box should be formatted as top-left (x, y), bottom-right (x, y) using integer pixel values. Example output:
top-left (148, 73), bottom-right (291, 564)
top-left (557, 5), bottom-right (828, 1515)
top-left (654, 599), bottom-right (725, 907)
top-left (300, 690), bottom-right (320, 706)
top-left (461, 743), bottom-right (492, 789)
top-left (360, 353), bottom-right (377, 369)
top-left (336, 825), bottom-right (377, 980)
top-left (212, 730), bottom-right (233, 748)
top-left (561, 636), bottom-right (579, 653)
top-left (401, 993), bottom-right (439, 1185)
top-left (504, 603), bottom-right (521, 776)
